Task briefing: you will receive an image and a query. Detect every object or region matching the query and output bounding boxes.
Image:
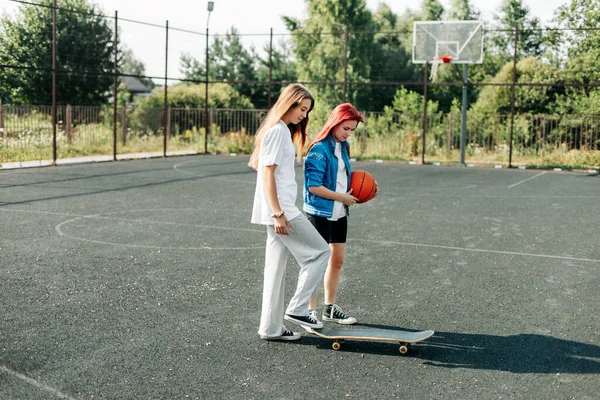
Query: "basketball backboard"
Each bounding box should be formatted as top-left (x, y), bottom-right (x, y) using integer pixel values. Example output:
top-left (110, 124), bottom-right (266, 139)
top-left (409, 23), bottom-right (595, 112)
top-left (412, 21), bottom-right (484, 64)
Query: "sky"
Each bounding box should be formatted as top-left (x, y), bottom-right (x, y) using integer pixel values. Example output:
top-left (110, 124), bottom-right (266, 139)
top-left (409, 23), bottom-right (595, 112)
top-left (0, 0), bottom-right (570, 81)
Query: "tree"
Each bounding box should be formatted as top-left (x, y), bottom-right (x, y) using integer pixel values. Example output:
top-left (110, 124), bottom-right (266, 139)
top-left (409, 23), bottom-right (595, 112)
top-left (179, 27), bottom-right (261, 106)
top-left (0, 0), bottom-right (114, 105)
top-left (369, 4), bottom-right (417, 111)
top-left (121, 47), bottom-right (154, 89)
top-left (138, 83), bottom-right (253, 109)
top-left (422, 0), bottom-right (445, 21)
top-left (448, 0), bottom-right (480, 20)
top-left (131, 83), bottom-right (254, 135)
top-left (472, 57), bottom-right (561, 115)
top-left (492, 0), bottom-right (545, 60)
top-left (549, 0), bottom-right (600, 114)
top-left (283, 0), bottom-right (376, 111)
top-left (255, 39), bottom-right (297, 107)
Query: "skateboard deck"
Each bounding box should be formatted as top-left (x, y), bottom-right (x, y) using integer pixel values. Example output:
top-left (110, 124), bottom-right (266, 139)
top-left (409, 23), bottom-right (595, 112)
top-left (304, 327), bottom-right (434, 354)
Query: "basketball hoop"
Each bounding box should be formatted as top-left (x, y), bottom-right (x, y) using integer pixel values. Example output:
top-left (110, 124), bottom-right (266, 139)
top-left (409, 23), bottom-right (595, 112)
top-left (430, 54), bottom-right (453, 82)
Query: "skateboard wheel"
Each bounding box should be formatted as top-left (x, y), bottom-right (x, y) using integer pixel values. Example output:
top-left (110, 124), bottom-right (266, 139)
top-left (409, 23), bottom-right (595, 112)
top-left (399, 345), bottom-right (409, 354)
top-left (332, 342), bottom-right (341, 351)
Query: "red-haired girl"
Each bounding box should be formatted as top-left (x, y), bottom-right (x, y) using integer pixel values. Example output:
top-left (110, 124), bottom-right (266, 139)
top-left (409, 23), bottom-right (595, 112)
top-left (303, 103), bottom-right (365, 324)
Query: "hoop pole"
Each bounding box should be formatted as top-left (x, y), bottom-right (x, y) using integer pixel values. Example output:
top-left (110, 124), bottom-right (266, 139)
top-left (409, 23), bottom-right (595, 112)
top-left (113, 11), bottom-right (118, 161)
top-left (422, 62), bottom-right (428, 164)
top-left (509, 26), bottom-right (519, 168)
top-left (164, 20), bottom-right (169, 157)
top-left (51, 0), bottom-right (57, 165)
top-left (460, 64), bottom-right (468, 166)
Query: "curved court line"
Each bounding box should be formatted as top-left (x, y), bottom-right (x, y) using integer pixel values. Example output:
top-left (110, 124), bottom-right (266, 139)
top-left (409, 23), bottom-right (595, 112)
top-left (173, 159), bottom-right (255, 185)
top-left (55, 210), bottom-right (264, 251)
top-left (0, 365), bottom-right (76, 400)
top-left (349, 238), bottom-right (600, 263)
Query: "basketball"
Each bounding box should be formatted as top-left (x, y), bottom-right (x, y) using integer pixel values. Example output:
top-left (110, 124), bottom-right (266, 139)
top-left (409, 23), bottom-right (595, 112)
top-left (349, 170), bottom-right (377, 203)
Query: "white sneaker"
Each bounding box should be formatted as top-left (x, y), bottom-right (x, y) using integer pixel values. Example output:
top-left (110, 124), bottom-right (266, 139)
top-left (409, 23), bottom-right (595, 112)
top-left (322, 304), bottom-right (357, 325)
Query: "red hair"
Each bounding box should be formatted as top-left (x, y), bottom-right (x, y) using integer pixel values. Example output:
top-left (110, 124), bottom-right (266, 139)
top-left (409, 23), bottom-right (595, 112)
top-left (306, 103), bottom-right (364, 155)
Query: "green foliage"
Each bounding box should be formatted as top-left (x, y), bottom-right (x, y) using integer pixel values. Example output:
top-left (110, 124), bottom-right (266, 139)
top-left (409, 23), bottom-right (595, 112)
top-left (0, 0), bottom-right (114, 105)
top-left (546, 0), bottom-right (600, 115)
top-left (472, 57), bottom-right (561, 114)
top-left (255, 39), bottom-right (298, 107)
top-left (355, 87), bottom-right (442, 159)
top-left (491, 0), bottom-right (545, 59)
top-left (369, 4), bottom-right (417, 111)
top-left (448, 0), bottom-right (480, 20)
top-left (130, 83), bottom-right (254, 135)
top-left (116, 82), bottom-right (131, 107)
top-left (386, 87), bottom-right (440, 115)
top-left (422, 0), bottom-right (445, 21)
top-left (138, 83), bottom-right (253, 109)
top-left (180, 27), bottom-right (266, 106)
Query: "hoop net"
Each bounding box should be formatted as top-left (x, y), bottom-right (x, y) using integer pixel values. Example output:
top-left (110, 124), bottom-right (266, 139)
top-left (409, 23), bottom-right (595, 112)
top-left (430, 54), bottom-right (453, 82)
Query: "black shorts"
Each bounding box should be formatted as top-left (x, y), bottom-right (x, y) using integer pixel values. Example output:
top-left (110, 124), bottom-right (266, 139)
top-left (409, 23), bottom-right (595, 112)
top-left (306, 214), bottom-right (348, 244)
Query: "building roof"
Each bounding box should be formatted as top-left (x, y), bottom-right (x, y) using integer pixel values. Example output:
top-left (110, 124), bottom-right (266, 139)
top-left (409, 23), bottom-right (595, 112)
top-left (121, 76), bottom-right (152, 94)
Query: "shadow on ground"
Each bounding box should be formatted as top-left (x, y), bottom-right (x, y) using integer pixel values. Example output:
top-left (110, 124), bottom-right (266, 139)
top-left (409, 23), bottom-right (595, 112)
top-left (296, 323), bottom-right (600, 374)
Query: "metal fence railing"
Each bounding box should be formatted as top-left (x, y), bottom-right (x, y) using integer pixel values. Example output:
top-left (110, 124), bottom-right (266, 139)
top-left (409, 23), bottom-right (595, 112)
top-left (2, 105), bottom-right (598, 168)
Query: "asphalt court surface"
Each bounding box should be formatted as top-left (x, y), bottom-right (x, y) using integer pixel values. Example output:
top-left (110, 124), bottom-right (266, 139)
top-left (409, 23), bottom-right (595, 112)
top-left (1, 155), bottom-right (599, 399)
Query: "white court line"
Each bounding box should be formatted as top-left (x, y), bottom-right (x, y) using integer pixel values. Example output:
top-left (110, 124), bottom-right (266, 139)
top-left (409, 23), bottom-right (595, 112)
top-left (507, 171), bottom-right (547, 188)
top-left (0, 365), bottom-right (76, 400)
top-left (350, 238), bottom-right (600, 263)
top-left (3, 207), bottom-right (597, 261)
top-left (381, 191), bottom-right (599, 199)
top-left (55, 213), bottom-right (263, 251)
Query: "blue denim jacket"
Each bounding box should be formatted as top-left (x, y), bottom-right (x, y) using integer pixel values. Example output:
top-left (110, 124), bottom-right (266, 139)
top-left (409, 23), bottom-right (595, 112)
top-left (303, 135), bottom-right (352, 218)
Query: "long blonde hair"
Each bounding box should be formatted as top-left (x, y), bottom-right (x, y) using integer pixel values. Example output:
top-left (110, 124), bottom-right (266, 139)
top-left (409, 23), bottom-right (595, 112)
top-left (248, 83), bottom-right (314, 170)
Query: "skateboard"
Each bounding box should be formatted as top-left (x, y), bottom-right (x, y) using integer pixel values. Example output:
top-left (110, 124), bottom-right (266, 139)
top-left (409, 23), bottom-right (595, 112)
top-left (304, 327), bottom-right (434, 354)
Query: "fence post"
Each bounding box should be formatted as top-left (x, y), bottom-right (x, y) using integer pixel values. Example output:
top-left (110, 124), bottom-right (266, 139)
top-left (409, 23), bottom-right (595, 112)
top-left (460, 65), bottom-right (468, 165)
top-left (163, 20), bottom-right (169, 157)
top-left (204, 26), bottom-right (210, 154)
top-left (51, 0), bottom-right (57, 164)
top-left (121, 107), bottom-right (127, 146)
top-left (0, 103), bottom-right (4, 133)
top-left (65, 105), bottom-right (72, 144)
top-left (447, 113), bottom-right (452, 153)
top-left (112, 11), bottom-right (118, 161)
top-left (421, 63), bottom-right (428, 164)
top-left (209, 108), bottom-right (213, 138)
top-left (343, 25), bottom-right (349, 103)
top-left (360, 110), bottom-right (367, 155)
top-left (541, 114), bottom-right (546, 152)
top-left (509, 26), bottom-right (519, 168)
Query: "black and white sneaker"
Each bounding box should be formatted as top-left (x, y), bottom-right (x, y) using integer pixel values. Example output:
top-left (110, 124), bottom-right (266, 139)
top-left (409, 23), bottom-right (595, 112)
top-left (260, 329), bottom-right (301, 341)
top-left (284, 313), bottom-right (324, 329)
top-left (322, 304), bottom-right (357, 325)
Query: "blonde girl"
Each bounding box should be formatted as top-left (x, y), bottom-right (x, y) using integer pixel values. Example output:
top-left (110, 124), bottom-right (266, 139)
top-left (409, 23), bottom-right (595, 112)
top-left (250, 83), bottom-right (330, 341)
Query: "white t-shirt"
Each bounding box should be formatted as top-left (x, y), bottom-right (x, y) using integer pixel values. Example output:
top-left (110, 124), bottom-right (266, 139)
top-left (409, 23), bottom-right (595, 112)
top-left (329, 141), bottom-right (348, 221)
top-left (251, 120), bottom-right (302, 225)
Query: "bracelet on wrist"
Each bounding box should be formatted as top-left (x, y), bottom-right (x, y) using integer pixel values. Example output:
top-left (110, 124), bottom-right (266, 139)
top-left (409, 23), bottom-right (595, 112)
top-left (271, 210), bottom-right (285, 218)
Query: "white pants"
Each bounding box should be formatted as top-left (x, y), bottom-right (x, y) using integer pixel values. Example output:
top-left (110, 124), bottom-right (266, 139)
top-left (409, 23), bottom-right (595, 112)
top-left (258, 214), bottom-right (331, 338)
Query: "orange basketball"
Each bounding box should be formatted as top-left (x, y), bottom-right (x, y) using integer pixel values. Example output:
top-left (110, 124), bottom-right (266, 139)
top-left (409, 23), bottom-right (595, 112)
top-left (349, 170), bottom-right (377, 203)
